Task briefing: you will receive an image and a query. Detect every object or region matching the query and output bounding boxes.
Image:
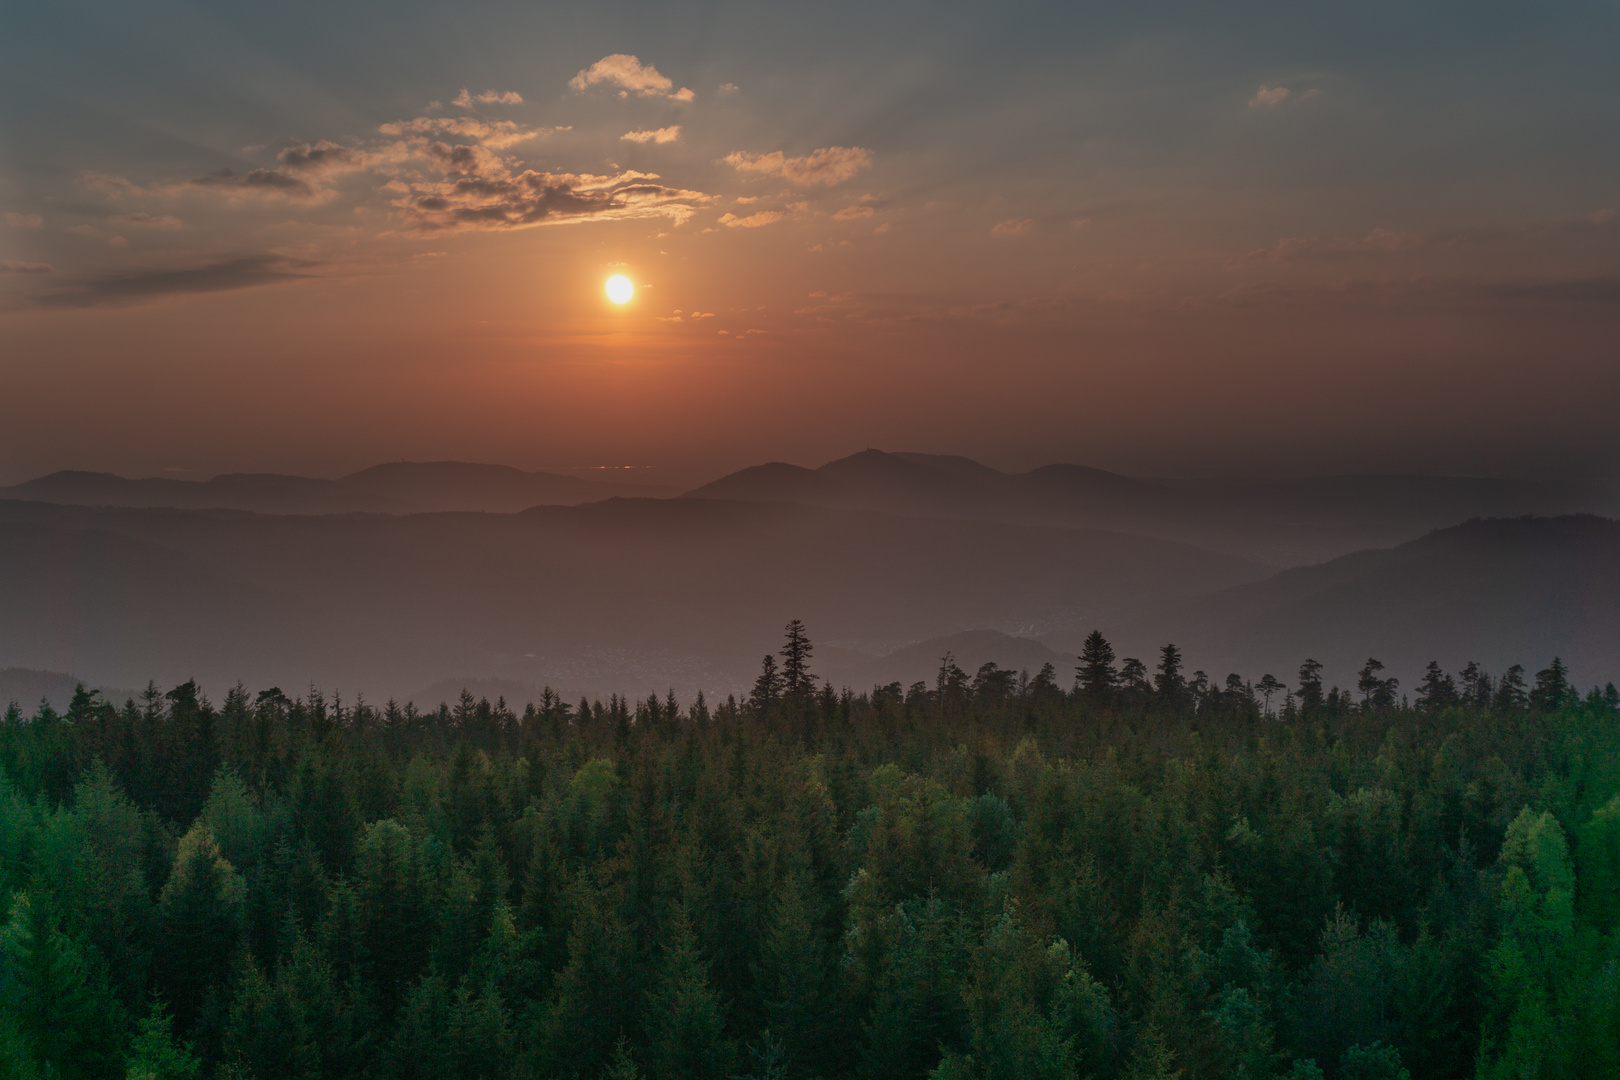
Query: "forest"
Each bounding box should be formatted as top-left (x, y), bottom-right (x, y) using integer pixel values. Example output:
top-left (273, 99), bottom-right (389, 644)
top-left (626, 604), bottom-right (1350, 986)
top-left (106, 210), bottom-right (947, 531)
top-left (2, 623), bottom-right (1618, 1080)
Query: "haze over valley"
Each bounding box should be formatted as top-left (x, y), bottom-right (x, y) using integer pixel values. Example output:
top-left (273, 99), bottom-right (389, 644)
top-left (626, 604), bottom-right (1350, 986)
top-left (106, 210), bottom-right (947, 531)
top-left (3, 450), bottom-right (1615, 709)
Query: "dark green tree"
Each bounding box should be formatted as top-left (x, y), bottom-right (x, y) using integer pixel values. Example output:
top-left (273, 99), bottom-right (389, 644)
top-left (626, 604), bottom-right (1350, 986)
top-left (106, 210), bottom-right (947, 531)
top-left (1076, 631), bottom-right (1117, 702)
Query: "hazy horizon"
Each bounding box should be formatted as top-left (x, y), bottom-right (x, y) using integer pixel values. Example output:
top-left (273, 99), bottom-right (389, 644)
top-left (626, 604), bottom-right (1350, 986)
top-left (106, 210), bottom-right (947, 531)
top-left (4, 1), bottom-right (1620, 486)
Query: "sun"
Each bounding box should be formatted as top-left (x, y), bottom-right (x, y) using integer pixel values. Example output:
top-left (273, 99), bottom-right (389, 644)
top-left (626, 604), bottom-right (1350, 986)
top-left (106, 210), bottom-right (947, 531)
top-left (605, 274), bottom-right (635, 305)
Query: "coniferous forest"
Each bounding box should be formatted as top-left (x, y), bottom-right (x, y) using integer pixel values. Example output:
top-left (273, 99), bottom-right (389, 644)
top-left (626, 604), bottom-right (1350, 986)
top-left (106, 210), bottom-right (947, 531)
top-left (3, 623), bottom-right (1619, 1080)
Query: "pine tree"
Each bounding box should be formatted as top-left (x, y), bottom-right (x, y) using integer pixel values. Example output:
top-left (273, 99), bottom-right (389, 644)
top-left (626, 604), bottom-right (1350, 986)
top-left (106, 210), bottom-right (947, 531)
top-left (1154, 644), bottom-right (1186, 707)
top-left (1529, 658), bottom-right (1573, 712)
top-left (126, 999), bottom-right (202, 1080)
top-left (779, 620), bottom-right (815, 700)
top-left (0, 892), bottom-right (123, 1080)
top-left (643, 907), bottom-right (736, 1080)
top-left (1076, 631), bottom-right (1117, 702)
top-left (1493, 665), bottom-right (1528, 711)
top-left (1297, 659), bottom-right (1325, 715)
top-left (155, 825), bottom-right (246, 1031)
top-left (750, 655), bottom-right (781, 718)
top-left (1415, 662), bottom-right (1457, 712)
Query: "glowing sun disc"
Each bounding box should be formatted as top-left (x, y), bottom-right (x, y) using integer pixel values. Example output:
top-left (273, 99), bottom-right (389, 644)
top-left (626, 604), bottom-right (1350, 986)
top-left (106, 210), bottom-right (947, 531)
top-left (605, 274), bottom-right (635, 304)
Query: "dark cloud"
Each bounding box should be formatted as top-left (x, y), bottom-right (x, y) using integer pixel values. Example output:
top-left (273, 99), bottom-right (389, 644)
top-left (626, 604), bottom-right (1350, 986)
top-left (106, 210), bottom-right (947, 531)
top-left (186, 168), bottom-right (316, 198)
top-left (35, 255), bottom-right (318, 308)
top-left (395, 168), bottom-right (706, 232)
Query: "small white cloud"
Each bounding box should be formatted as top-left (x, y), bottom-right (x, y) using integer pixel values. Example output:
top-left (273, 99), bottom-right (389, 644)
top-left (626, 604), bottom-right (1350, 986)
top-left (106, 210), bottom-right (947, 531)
top-left (621, 126), bottom-right (682, 144)
top-left (718, 83), bottom-right (740, 95)
top-left (3, 212), bottom-right (42, 228)
top-left (570, 55), bottom-right (693, 101)
top-left (724, 146), bottom-right (873, 187)
top-left (832, 205), bottom-right (874, 222)
top-left (1249, 85), bottom-right (1291, 108)
top-left (718, 210), bottom-right (784, 228)
top-left (454, 88), bottom-right (525, 108)
top-left (991, 218), bottom-right (1034, 237)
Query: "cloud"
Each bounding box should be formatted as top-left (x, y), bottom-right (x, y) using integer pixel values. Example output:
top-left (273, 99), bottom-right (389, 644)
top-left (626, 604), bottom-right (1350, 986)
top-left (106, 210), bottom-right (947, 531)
top-left (34, 254), bottom-right (318, 308)
top-left (3, 212), bottom-right (42, 228)
top-left (275, 140), bottom-right (370, 178)
top-left (724, 146), bottom-right (872, 187)
top-left (109, 212), bottom-right (184, 229)
top-left (1249, 85), bottom-right (1291, 108)
top-left (393, 166), bottom-right (709, 232)
top-left (0, 262), bottom-right (52, 274)
top-left (718, 83), bottom-right (740, 95)
top-left (453, 88), bottom-right (524, 108)
top-left (569, 55), bottom-right (693, 101)
top-left (832, 205), bottom-right (874, 221)
top-left (991, 218), bottom-right (1034, 237)
top-left (377, 116), bottom-right (548, 151)
top-left (621, 126), bottom-right (682, 144)
top-left (84, 141), bottom-right (372, 206)
top-left (718, 210), bottom-right (783, 228)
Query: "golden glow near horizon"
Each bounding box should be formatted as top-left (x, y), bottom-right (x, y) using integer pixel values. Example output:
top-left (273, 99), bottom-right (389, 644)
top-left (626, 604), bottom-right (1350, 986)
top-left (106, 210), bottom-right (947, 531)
top-left (605, 274), bottom-right (635, 305)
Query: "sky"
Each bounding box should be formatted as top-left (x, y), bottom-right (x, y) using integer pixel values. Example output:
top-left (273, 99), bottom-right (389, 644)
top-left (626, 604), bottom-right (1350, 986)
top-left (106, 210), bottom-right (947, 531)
top-left (1, 0), bottom-right (1618, 488)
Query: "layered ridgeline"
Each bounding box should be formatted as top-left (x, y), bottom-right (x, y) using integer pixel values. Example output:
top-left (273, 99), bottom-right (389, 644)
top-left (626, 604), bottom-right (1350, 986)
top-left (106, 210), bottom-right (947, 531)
top-left (1, 491), bottom-right (1616, 703)
top-left (0, 461), bottom-right (671, 516)
top-left (4, 450), bottom-right (1614, 564)
top-left (2, 623), bottom-right (1617, 1080)
top-left (685, 450), bottom-right (1620, 564)
top-left (0, 496), bottom-right (1267, 700)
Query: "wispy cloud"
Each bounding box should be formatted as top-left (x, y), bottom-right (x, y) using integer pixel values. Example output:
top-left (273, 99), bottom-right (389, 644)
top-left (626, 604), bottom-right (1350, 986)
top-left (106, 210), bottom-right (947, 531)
top-left (718, 210), bottom-right (783, 228)
top-left (0, 262), bottom-right (52, 274)
top-left (84, 141), bottom-right (372, 205)
top-left (376, 116), bottom-right (554, 152)
top-left (621, 126), bottom-right (682, 145)
top-left (1249, 85), bottom-right (1291, 108)
top-left (35, 254), bottom-right (318, 308)
top-left (569, 55), bottom-right (693, 101)
top-left (3, 212), bottom-right (42, 228)
top-left (724, 146), bottom-right (872, 186)
top-left (832, 205), bottom-right (874, 221)
top-left (453, 88), bottom-right (524, 108)
top-left (109, 212), bottom-right (184, 229)
top-left (991, 218), bottom-right (1034, 237)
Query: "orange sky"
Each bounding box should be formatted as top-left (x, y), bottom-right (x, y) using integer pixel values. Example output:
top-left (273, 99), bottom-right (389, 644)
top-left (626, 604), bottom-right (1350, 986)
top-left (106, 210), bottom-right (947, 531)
top-left (3, 6), bottom-right (1619, 485)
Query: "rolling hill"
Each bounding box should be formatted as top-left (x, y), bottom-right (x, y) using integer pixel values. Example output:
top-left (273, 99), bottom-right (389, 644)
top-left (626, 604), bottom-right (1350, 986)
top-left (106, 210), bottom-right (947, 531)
top-left (0, 496), bottom-right (1264, 701)
top-left (0, 462), bottom-right (671, 516)
top-left (1078, 515), bottom-right (1620, 691)
top-left (687, 450), bottom-right (1618, 565)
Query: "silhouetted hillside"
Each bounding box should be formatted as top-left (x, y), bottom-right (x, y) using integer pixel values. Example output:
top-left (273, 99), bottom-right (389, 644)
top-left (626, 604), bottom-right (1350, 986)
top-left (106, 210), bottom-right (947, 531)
top-left (0, 462), bottom-right (670, 515)
top-left (1084, 515), bottom-right (1620, 690)
top-left (688, 450), bottom-right (1618, 564)
top-left (0, 497), bottom-right (1263, 700)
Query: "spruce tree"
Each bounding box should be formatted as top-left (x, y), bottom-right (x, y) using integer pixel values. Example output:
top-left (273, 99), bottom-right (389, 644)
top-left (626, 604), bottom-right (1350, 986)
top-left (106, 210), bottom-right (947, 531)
top-left (643, 907), bottom-right (736, 1080)
top-left (779, 620), bottom-right (815, 700)
top-left (1076, 631), bottom-right (1117, 702)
